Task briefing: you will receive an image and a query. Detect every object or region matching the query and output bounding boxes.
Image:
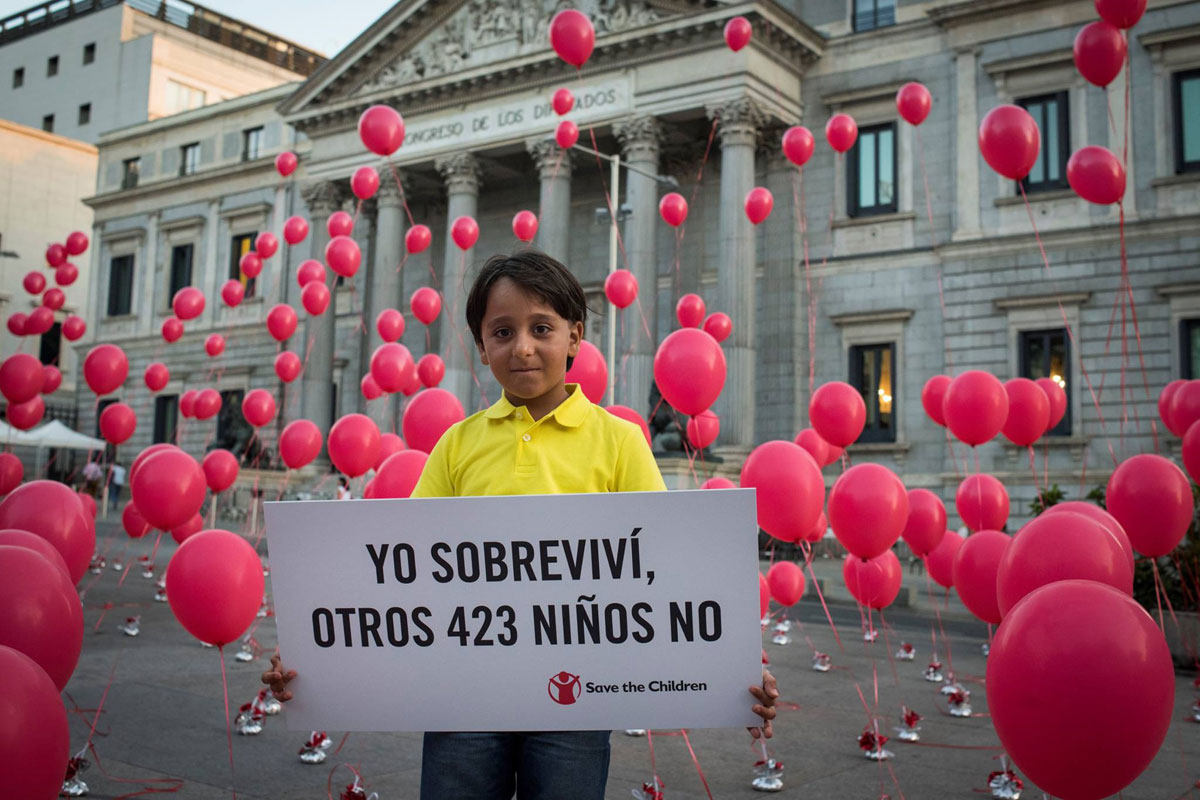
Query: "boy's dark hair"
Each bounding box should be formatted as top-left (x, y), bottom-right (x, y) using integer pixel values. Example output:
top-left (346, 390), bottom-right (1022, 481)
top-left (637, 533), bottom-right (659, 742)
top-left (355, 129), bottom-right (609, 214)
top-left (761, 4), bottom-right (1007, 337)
top-left (466, 250), bottom-right (589, 369)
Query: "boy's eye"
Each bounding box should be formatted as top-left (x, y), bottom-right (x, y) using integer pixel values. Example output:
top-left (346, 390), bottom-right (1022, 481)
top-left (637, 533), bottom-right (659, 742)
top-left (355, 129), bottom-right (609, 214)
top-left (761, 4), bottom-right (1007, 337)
top-left (533, 324), bottom-right (551, 334)
top-left (493, 328), bottom-right (511, 338)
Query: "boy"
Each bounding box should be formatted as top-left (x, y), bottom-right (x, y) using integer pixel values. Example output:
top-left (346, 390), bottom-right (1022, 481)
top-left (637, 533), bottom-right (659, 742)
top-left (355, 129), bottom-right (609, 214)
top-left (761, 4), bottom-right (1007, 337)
top-left (264, 250), bottom-right (778, 799)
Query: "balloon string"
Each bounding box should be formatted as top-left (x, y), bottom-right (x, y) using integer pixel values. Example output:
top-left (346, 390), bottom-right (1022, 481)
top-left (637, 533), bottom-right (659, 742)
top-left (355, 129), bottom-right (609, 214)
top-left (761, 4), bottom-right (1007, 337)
top-left (632, 294), bottom-right (654, 345)
top-left (217, 645), bottom-right (238, 800)
top-left (386, 162), bottom-right (416, 227)
top-left (85, 742), bottom-right (185, 798)
top-left (645, 730), bottom-right (663, 793)
top-left (679, 729), bottom-right (713, 800)
top-left (876, 609), bottom-right (901, 688)
top-left (1027, 446), bottom-right (1045, 509)
top-left (804, 555), bottom-right (844, 653)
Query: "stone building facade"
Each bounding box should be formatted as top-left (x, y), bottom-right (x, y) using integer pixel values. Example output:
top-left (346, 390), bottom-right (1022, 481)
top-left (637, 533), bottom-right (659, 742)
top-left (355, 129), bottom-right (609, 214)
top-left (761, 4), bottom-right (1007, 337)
top-left (81, 0), bottom-right (1200, 525)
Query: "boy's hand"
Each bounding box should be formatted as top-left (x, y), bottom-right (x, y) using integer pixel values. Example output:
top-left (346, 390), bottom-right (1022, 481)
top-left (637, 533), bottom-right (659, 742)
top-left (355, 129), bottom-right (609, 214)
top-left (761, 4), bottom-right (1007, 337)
top-left (261, 654), bottom-right (298, 702)
top-left (747, 668), bottom-right (779, 739)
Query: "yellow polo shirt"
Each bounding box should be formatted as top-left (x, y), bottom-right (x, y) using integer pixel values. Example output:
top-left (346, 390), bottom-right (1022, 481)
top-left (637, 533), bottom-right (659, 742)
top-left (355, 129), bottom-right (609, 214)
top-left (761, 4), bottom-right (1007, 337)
top-left (411, 384), bottom-right (666, 498)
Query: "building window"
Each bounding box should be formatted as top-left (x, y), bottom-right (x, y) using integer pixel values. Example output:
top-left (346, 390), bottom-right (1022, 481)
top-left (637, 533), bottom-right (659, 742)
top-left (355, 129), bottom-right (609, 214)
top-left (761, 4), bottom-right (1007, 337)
top-left (107, 254), bottom-right (135, 317)
top-left (39, 322), bottom-right (61, 367)
top-left (180, 143), bottom-right (200, 176)
top-left (12, 67), bottom-right (23, 88)
top-left (1173, 70), bottom-right (1200, 174)
top-left (122, 157), bottom-right (140, 189)
top-left (848, 123), bottom-right (897, 217)
top-left (243, 127), bottom-right (263, 161)
top-left (1182, 319), bottom-right (1200, 379)
top-left (1017, 92), bottom-right (1070, 193)
top-left (78, 103), bottom-right (91, 126)
top-left (215, 390), bottom-right (260, 462)
top-left (153, 395), bottom-right (178, 444)
top-left (853, 0), bottom-right (895, 32)
top-left (230, 232), bottom-right (257, 297)
top-left (42, 114), bottom-right (54, 133)
top-left (169, 244), bottom-right (194, 306)
top-left (849, 342), bottom-right (896, 443)
top-left (83, 43), bottom-right (95, 65)
top-left (165, 79), bottom-right (206, 114)
top-left (1019, 328), bottom-right (1070, 436)
top-left (47, 55), bottom-right (58, 77)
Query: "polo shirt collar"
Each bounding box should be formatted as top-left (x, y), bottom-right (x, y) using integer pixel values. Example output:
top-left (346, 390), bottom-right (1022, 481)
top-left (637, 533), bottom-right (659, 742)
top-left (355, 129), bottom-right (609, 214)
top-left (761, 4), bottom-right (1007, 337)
top-left (483, 384), bottom-right (590, 427)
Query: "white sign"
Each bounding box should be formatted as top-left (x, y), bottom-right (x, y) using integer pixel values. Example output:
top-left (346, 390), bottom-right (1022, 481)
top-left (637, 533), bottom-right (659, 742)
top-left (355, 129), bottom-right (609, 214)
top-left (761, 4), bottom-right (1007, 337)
top-left (264, 489), bottom-right (762, 732)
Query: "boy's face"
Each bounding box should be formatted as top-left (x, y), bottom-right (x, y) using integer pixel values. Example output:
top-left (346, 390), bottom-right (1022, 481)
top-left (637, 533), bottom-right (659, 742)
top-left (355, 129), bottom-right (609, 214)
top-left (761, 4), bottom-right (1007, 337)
top-left (476, 277), bottom-right (583, 405)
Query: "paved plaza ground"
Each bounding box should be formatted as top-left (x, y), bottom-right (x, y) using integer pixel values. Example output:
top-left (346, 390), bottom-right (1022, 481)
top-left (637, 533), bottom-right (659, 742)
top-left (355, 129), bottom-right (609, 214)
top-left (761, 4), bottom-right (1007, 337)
top-left (62, 519), bottom-right (1200, 799)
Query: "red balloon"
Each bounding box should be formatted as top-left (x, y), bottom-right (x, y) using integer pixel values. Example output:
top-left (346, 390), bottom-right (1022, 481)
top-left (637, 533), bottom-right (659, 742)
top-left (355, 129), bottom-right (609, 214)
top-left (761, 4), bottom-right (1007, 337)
top-left (41, 287), bottom-right (64, 311)
top-left (54, 262), bottom-right (78, 287)
top-left (987, 581), bottom-right (1171, 800)
top-left (685, 409), bottom-right (720, 450)
top-left (130, 443), bottom-right (180, 486)
top-left (358, 105), bottom-right (405, 156)
top-left (400, 366), bottom-right (422, 397)
top-left (402, 389), bottom-right (465, 454)
top-left (22, 271), bottom-right (45, 295)
top-left (606, 405), bottom-right (651, 446)
top-left (76, 490), bottom-right (96, 519)
top-left (1035, 377), bottom-right (1067, 432)
top-left (267, 304), bottom-right (298, 342)
top-left (809, 381), bottom-right (866, 448)
top-left (61, 314), bottom-right (85, 341)
top-left (296, 260), bottom-right (326, 289)
top-left (221, 279), bottom-right (244, 308)
top-left (793, 427), bottom-right (831, 467)
top-left (132, 449), bottom-right (205, 531)
top-left (902, 488), bottom-right (947, 556)
top-left (675, 293), bottom-right (706, 328)
top-left (1067, 145), bottom-right (1125, 205)
top-left (0, 645), bottom-right (71, 799)
top-left (555, 120), bottom-right (579, 149)
top-left (411, 287), bottom-right (442, 325)
top-left (275, 151), bottom-right (298, 176)
top-left (563, 341), bottom-right (607, 403)
top-left (924, 531), bottom-right (962, 588)
top-left (373, 451), bottom-right (429, 499)
top-left (766, 561), bottom-right (805, 607)
top-left (166, 529), bottom-right (265, 645)
top-left (406, 224), bottom-right (432, 254)
top-left (65, 231), bottom-right (88, 255)
top-left (274, 350), bottom-right (302, 383)
top-left (7, 396), bottom-right (43, 430)
top-left (979, 104), bottom-right (1041, 180)
top-left (512, 210), bottom-right (538, 242)
top-left (1045, 500), bottom-right (1134, 575)
top-left (171, 512), bottom-right (204, 544)
top-left (1074, 21), bottom-right (1127, 88)
top-left (172, 286), bottom-right (205, 320)
top-left (121, 502), bottom-right (149, 539)
top-left (1170, 380), bottom-right (1200, 435)
top-left (740, 441), bottom-right (824, 543)
top-left (825, 113), bottom-right (858, 153)
top-left (658, 193), bottom-right (688, 227)
top-left (83, 344), bottom-right (128, 396)
top-left (202, 449), bottom-right (239, 494)
top-left (0, 529), bottom-right (68, 577)
top-left (943, 370), bottom-right (1008, 446)
top-left (351, 166), bottom-right (380, 200)
top-left (179, 389), bottom-right (197, 419)
top-left (375, 432), bottom-right (407, 471)
top-left (24, 306), bottom-right (52, 336)
top-left (371, 342), bottom-right (415, 393)
top-left (703, 477), bottom-right (736, 491)
top-left (205, 333), bottom-right (225, 357)
top-left (302, 281), bottom-right (331, 316)
top-left (1001, 377), bottom-right (1051, 446)
top-left (604, 269), bottom-right (638, 309)
top-left (843, 551), bottom-right (902, 609)
top-left (329, 413), bottom-right (382, 477)
top-left (828, 463), bottom-right (908, 559)
top-left (0, 354), bottom-right (44, 404)
top-left (194, 388), bottom-right (220, 420)
top-left (955, 473), bottom-right (1009, 532)
top-left (896, 82), bottom-right (932, 126)
top-left (0, 480), bottom-right (92, 583)
top-left (451, 215), bottom-right (480, 251)
top-left (723, 15), bottom-right (752, 51)
top-left (326, 235), bottom-right (362, 278)
top-left (327, 211), bottom-right (354, 238)
top-left (280, 419), bottom-right (322, 470)
top-left (552, 87), bottom-right (574, 115)
top-left (702, 312), bottom-right (732, 343)
top-left (1107, 453), bottom-right (1192, 556)
top-left (549, 9), bottom-right (595, 67)
top-left (759, 573), bottom-right (770, 617)
top-left (781, 126), bottom-right (815, 167)
top-left (1094, 0), bottom-right (1146, 28)
top-left (45, 243), bottom-right (66, 267)
top-left (162, 316), bottom-right (183, 343)
top-left (744, 186), bottom-right (773, 225)
top-left (953, 529), bottom-right (1010, 623)
top-left (238, 252), bottom-right (263, 281)
top-left (0, 453), bottom-right (22, 494)
top-left (6, 313), bottom-right (25, 336)
top-left (1184, 420), bottom-right (1200, 484)
top-left (921, 374), bottom-right (951, 426)
top-left (242, 389), bottom-right (276, 428)
top-left (256, 232), bottom-right (279, 259)
top-left (654, 328), bottom-right (726, 416)
top-left (0, 546), bottom-right (82, 690)
top-left (99, 402), bottom-right (136, 445)
top-left (1160, 379), bottom-right (1188, 435)
top-left (283, 215), bottom-right (309, 245)
top-left (417, 353), bottom-right (445, 388)
top-left (361, 373), bottom-right (382, 400)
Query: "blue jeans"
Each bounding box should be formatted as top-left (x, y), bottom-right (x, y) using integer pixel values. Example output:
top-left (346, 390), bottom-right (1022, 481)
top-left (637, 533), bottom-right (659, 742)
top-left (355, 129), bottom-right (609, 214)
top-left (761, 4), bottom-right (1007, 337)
top-left (420, 731), bottom-right (611, 800)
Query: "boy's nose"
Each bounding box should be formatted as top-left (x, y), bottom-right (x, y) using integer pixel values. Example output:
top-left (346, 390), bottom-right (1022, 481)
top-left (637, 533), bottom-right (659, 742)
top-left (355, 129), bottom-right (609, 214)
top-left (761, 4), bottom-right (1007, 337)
top-left (514, 335), bottom-right (535, 356)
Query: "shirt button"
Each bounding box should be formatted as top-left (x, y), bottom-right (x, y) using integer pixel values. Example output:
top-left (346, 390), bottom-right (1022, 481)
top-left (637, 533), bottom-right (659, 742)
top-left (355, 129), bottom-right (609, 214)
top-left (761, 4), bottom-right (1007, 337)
top-left (522, 434), bottom-right (531, 442)
top-left (515, 412), bottom-right (523, 420)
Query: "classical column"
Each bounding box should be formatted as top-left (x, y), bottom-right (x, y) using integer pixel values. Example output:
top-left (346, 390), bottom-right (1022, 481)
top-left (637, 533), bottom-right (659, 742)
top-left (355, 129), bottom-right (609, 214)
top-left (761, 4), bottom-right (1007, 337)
top-left (364, 177), bottom-right (405, 429)
top-left (299, 180), bottom-right (341, 436)
top-left (612, 114), bottom-right (662, 418)
top-left (953, 48), bottom-right (981, 240)
top-left (707, 97), bottom-right (764, 454)
top-left (434, 153), bottom-right (482, 409)
top-left (526, 138), bottom-right (573, 262)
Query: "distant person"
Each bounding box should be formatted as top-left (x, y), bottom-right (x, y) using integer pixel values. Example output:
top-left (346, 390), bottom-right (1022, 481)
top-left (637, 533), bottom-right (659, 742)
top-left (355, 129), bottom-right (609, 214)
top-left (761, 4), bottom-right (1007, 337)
top-left (336, 476), bottom-right (352, 500)
top-left (109, 462), bottom-right (126, 509)
top-left (82, 459), bottom-right (102, 497)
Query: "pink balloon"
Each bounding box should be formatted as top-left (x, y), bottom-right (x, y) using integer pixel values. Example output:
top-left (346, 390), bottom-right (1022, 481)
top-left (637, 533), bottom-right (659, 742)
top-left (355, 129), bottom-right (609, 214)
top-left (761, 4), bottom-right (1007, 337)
top-left (555, 120), bottom-right (580, 150)
top-left (781, 126), bottom-right (814, 167)
top-left (22, 271), bottom-right (44, 295)
top-left (373, 451), bottom-right (429, 499)
top-left (0, 645), bottom-right (71, 800)
top-left (76, 491), bottom-right (96, 519)
top-left (329, 413), bottom-right (381, 477)
top-left (61, 314), bottom-right (86, 341)
top-left (702, 312), bottom-right (732, 343)
top-left (274, 351), bottom-right (302, 383)
top-left (0, 453), bottom-right (22, 494)
top-left (358, 105), bottom-right (405, 156)
top-left (83, 344), bottom-right (128, 396)
top-left (326, 235), bottom-right (362, 278)
top-left (943, 370), bottom-right (1008, 446)
top-left (902, 488), bottom-right (947, 556)
top-left (54, 262), bottom-right (79, 287)
top-left (370, 342), bottom-right (415, 394)
top-left (296, 260), bottom-right (326, 289)
top-left (131, 450), bottom-right (205, 531)
top-left (604, 269), bottom-right (638, 309)
top-left (417, 354), bottom-right (445, 388)
top-left (166, 529), bottom-right (265, 645)
top-left (1170, 380), bottom-right (1200, 435)
top-left (204, 333), bottom-right (225, 357)
top-left (351, 166), bottom-right (380, 200)
top-left (45, 243), bottom-right (66, 267)
top-left (24, 306), bottom-right (53, 336)
top-left (921, 374), bottom-right (951, 426)
top-left (955, 473), bottom-right (1009, 532)
top-left (924, 531), bottom-right (962, 588)
top-left (843, 550), bottom-right (902, 609)
top-left (952, 529), bottom-right (1010, 624)
top-left (740, 441), bottom-right (824, 543)
top-left (723, 15), bottom-right (752, 51)
top-left (512, 210), bottom-right (538, 242)
top-left (402, 389), bottom-right (465, 454)
top-left (275, 151), bottom-right (298, 176)
top-left (0, 546), bottom-right (82, 690)
top-left (302, 281), bottom-right (331, 316)
top-left (255, 232), bottom-right (278, 260)
top-left (241, 389), bottom-right (276, 428)
top-left (121, 502), bottom-right (149, 539)
top-left (283, 215), bottom-right (309, 245)
top-left (400, 366), bottom-right (422, 397)
top-left (130, 444), bottom-right (180, 486)
top-left (552, 87), bottom-right (574, 115)
top-left (1067, 145), bottom-right (1125, 205)
top-left (1045, 500), bottom-right (1134, 575)
top-left (162, 316), bottom-right (183, 343)
top-left (658, 193), bottom-right (688, 227)
top-left (1160, 380), bottom-right (1188, 436)
top-left (0, 529), bottom-right (67, 576)
top-left (171, 512), bottom-right (204, 545)
top-left (65, 231), bottom-right (88, 255)
top-left (172, 286), bottom-right (205, 321)
top-left (405, 224), bottom-right (432, 254)
top-left (979, 104), bottom-right (1041, 180)
top-left (828, 463), bottom-right (908, 559)
top-left (702, 477), bottom-right (735, 490)
top-left (1094, 0), bottom-right (1146, 28)
top-left (451, 216), bottom-right (479, 250)
top-left (179, 390), bottom-right (197, 419)
top-left (1035, 377), bottom-right (1067, 432)
top-left (99, 402), bottom-right (136, 445)
top-left (202, 449), bottom-right (239, 493)
top-left (793, 428), bottom-right (831, 467)
top-left (411, 287), bottom-right (442, 325)
top-left (809, 381), bottom-right (866, 448)
top-left (0, 479), bottom-right (93, 583)
top-left (565, 340), bottom-right (607, 404)
top-left (7, 396), bottom-right (44, 430)
top-left (0, 353), bottom-right (44, 404)
top-left (767, 561), bottom-right (805, 606)
top-left (1074, 21), bottom-right (1127, 88)
top-left (1001, 377), bottom-right (1050, 446)
top-left (825, 113), bottom-right (858, 153)
top-left (896, 82), bottom-right (932, 126)
top-left (221, 279), bottom-right (244, 308)
top-left (327, 211), bottom-right (354, 238)
top-left (605, 405), bottom-right (651, 446)
top-left (548, 9), bottom-right (595, 67)
top-left (759, 573), bottom-right (770, 617)
top-left (6, 313), bottom-right (26, 337)
top-left (41, 287), bottom-right (64, 311)
top-left (653, 328), bottom-right (726, 416)
top-left (675, 294), bottom-right (706, 328)
top-left (361, 373), bottom-right (382, 400)
top-left (374, 432), bottom-right (407, 471)
top-left (280, 419), bottom-right (322, 470)
top-left (40, 365), bottom-right (60, 395)
top-left (685, 410), bottom-right (720, 450)
top-left (743, 187), bottom-right (773, 225)
top-left (266, 304), bottom-right (299, 342)
top-left (1107, 453), bottom-right (1192, 556)
top-left (987, 581), bottom-right (1171, 800)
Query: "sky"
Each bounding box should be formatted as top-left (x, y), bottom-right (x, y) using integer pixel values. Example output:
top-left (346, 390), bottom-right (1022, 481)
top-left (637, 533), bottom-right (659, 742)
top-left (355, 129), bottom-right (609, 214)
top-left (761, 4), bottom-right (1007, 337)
top-left (0, 1), bottom-right (397, 58)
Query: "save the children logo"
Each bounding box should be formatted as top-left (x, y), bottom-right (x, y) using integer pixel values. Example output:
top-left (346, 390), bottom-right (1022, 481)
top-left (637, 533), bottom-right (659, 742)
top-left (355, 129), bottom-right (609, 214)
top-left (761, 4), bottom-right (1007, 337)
top-left (547, 671), bottom-right (582, 705)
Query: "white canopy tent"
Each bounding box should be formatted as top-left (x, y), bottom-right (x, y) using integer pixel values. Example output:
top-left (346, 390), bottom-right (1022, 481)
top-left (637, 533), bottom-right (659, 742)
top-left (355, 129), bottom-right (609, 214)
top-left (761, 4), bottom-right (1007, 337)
top-left (0, 419), bottom-right (106, 451)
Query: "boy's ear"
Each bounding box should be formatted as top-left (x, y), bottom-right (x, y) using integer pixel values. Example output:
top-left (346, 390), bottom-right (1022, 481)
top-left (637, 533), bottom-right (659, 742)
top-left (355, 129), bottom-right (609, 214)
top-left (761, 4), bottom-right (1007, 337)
top-left (477, 340), bottom-right (489, 366)
top-left (568, 320), bottom-right (584, 356)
